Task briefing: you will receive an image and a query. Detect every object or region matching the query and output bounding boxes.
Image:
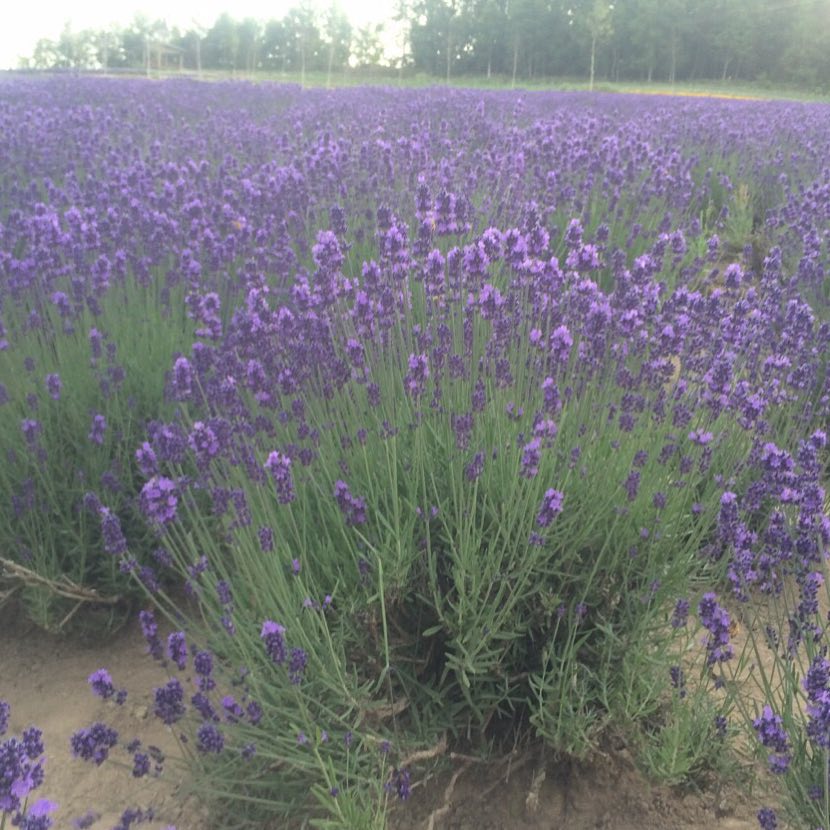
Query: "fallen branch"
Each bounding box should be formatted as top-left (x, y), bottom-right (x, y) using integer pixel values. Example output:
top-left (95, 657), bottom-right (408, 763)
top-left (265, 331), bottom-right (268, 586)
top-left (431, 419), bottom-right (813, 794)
top-left (0, 556), bottom-right (122, 606)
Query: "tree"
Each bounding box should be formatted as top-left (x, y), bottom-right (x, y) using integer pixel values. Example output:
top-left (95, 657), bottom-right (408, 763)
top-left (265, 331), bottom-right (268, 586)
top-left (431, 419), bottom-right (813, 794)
top-left (30, 38), bottom-right (62, 69)
top-left (283, 6), bottom-right (323, 81)
top-left (569, 0), bottom-right (614, 90)
top-left (237, 18), bottom-right (261, 74)
top-left (467, 0), bottom-right (507, 78)
top-left (203, 13), bottom-right (240, 71)
top-left (261, 19), bottom-right (289, 71)
top-left (322, 5), bottom-right (352, 84)
top-left (351, 23), bottom-right (385, 67)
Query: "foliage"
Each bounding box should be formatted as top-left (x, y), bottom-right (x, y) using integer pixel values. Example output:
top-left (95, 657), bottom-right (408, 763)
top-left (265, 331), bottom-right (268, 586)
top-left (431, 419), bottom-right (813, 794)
top-left (3, 78), bottom-right (830, 827)
top-left (17, 0), bottom-right (830, 91)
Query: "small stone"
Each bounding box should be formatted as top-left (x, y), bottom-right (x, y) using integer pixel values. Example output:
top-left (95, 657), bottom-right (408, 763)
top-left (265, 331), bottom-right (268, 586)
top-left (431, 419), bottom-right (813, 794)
top-left (132, 705), bottom-right (148, 720)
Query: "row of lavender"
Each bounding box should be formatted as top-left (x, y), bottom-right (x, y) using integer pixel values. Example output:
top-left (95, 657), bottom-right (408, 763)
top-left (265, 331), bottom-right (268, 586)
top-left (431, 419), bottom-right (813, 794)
top-left (1, 77), bottom-right (830, 828)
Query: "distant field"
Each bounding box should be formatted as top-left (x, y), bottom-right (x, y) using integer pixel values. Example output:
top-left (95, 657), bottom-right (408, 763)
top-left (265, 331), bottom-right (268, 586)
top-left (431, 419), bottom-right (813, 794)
top-left (9, 66), bottom-right (829, 102)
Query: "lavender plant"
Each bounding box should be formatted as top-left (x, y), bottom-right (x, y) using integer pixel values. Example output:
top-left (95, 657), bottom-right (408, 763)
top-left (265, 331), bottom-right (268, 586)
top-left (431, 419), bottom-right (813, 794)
top-left (131, 203), bottom-right (830, 822)
top-left (0, 272), bottom-right (192, 630)
top-left (3, 77), bottom-right (830, 827)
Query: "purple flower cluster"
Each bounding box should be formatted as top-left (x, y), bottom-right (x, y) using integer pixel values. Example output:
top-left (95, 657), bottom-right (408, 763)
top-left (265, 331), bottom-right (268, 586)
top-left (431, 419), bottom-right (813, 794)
top-left (167, 632), bottom-right (188, 671)
top-left (752, 706), bottom-right (791, 774)
top-left (1, 702), bottom-right (47, 816)
top-left (153, 679), bottom-right (186, 726)
top-left (333, 480), bottom-right (367, 526)
top-left (697, 593), bottom-right (734, 665)
top-left (139, 610), bottom-right (163, 661)
top-left (88, 669), bottom-right (127, 705)
top-left (260, 620), bottom-right (287, 665)
top-left (70, 722), bottom-right (118, 766)
top-left (536, 489), bottom-right (564, 528)
top-left (264, 452), bottom-right (296, 504)
top-left (139, 476), bottom-right (178, 525)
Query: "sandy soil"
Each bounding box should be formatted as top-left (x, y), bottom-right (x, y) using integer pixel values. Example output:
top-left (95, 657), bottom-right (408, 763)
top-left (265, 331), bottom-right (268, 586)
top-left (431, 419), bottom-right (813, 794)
top-left (0, 606), bottom-right (203, 830)
top-left (389, 743), bottom-right (763, 830)
top-left (1, 604), bottom-right (769, 830)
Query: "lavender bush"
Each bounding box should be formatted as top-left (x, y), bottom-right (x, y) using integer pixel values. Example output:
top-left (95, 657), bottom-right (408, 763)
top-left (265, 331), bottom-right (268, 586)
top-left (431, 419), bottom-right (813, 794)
top-left (2, 77), bottom-right (830, 827)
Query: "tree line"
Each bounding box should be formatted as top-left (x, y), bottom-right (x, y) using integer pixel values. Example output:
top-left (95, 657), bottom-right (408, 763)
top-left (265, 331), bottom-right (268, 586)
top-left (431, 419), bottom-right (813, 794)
top-left (20, 0), bottom-right (830, 89)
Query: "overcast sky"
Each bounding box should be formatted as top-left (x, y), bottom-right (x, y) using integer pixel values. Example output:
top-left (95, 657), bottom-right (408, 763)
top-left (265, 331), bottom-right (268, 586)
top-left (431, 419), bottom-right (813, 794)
top-left (0, 0), bottom-right (400, 69)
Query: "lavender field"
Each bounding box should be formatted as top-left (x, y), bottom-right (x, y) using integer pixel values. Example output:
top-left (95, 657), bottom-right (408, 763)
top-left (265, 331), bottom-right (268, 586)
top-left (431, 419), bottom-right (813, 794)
top-left (2, 76), bottom-right (830, 829)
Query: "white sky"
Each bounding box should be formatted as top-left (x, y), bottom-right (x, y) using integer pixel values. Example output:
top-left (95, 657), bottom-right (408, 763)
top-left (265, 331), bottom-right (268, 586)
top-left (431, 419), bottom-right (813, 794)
top-left (0, 0), bottom-right (401, 69)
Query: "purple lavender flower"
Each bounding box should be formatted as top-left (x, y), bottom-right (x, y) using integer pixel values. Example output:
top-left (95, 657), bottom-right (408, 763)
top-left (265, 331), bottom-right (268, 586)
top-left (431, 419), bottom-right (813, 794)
top-left (88, 413), bottom-right (107, 445)
top-left (217, 580), bottom-right (232, 607)
top-left (87, 669), bottom-right (117, 701)
top-left (132, 752), bottom-right (150, 778)
top-left (536, 489), bottom-right (564, 527)
top-left (803, 654), bottom-right (830, 748)
top-left (170, 357), bottom-right (193, 401)
top-left (193, 650), bottom-right (215, 692)
top-left (0, 700), bottom-right (9, 736)
top-left (756, 808), bottom-right (777, 830)
top-left (288, 647), bottom-right (308, 684)
top-left (264, 452), bottom-right (296, 504)
top-left (14, 798), bottom-right (58, 830)
top-left (20, 419), bottom-right (41, 446)
top-left (45, 374), bottom-right (61, 401)
top-left (1, 711), bottom-right (47, 815)
top-left (246, 701), bottom-right (263, 725)
top-left (72, 810), bottom-right (101, 829)
top-left (196, 723), bottom-right (225, 754)
top-left (261, 620), bottom-right (287, 665)
top-left (623, 470), bottom-right (641, 501)
top-left (258, 526), bottom-right (274, 552)
top-left (752, 705), bottom-right (790, 774)
top-left (669, 666), bottom-right (686, 698)
top-left (70, 722), bottom-right (118, 765)
top-left (134, 442), bottom-right (158, 476)
top-left (334, 480), bottom-right (367, 526)
top-left (404, 353), bottom-right (429, 398)
top-left (222, 696), bottom-right (244, 723)
top-left (465, 451), bottom-right (485, 482)
top-left (188, 421), bottom-right (219, 464)
top-left (98, 507), bottom-right (127, 556)
top-left (112, 806), bottom-right (155, 830)
top-left (21, 727), bottom-right (43, 761)
top-left (152, 679), bottom-right (185, 725)
top-left (140, 476), bottom-right (178, 525)
top-left (671, 598), bottom-right (690, 628)
top-left (697, 593), bottom-right (733, 665)
top-left (139, 609), bottom-right (163, 661)
top-left (520, 438), bottom-right (541, 479)
top-left (549, 325), bottom-right (573, 364)
top-left (190, 692), bottom-right (217, 722)
top-left (166, 632), bottom-right (187, 671)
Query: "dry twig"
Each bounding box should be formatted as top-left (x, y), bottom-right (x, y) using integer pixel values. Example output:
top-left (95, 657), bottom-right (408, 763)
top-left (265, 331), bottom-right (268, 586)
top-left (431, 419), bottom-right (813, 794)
top-left (400, 732), bottom-right (448, 768)
top-left (0, 556), bottom-right (122, 606)
top-left (424, 759), bottom-right (471, 830)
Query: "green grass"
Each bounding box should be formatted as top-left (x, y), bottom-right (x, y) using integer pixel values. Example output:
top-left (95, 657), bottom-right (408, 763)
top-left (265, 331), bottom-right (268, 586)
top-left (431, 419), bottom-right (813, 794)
top-left (95, 66), bottom-right (830, 102)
